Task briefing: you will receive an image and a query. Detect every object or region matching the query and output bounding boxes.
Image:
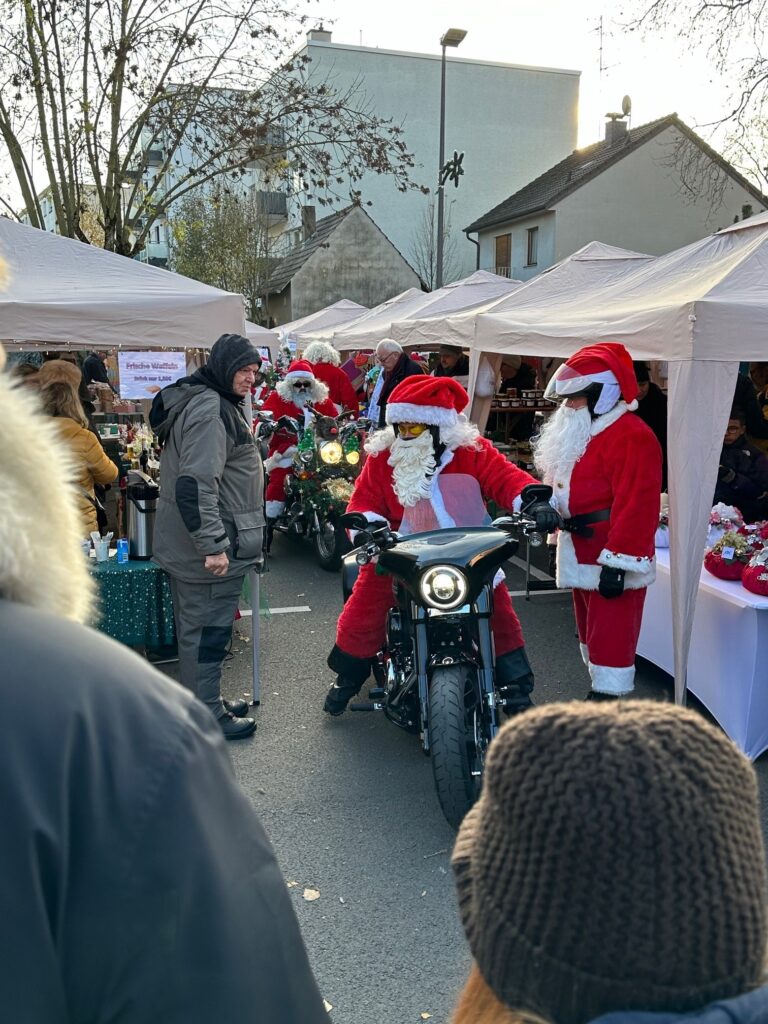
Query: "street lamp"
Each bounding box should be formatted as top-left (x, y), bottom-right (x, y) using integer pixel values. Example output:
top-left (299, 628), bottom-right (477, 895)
top-left (436, 27), bottom-right (467, 289)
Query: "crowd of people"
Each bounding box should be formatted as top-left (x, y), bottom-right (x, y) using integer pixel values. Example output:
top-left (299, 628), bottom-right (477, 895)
top-left (3, 325), bottom-right (768, 1023)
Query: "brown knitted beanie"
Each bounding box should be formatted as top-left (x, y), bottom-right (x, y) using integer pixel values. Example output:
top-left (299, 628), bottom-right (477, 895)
top-left (452, 701), bottom-right (767, 1024)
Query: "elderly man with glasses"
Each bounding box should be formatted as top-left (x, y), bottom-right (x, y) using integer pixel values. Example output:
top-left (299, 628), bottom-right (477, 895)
top-left (368, 339), bottom-right (424, 429)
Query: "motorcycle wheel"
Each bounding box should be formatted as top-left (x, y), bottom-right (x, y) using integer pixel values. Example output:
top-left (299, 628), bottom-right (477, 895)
top-left (429, 665), bottom-right (485, 830)
top-left (313, 518), bottom-right (348, 572)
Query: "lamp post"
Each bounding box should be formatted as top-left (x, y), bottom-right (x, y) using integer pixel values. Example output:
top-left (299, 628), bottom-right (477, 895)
top-left (436, 27), bottom-right (466, 289)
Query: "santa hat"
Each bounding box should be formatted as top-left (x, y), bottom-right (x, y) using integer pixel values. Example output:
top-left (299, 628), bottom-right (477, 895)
top-left (284, 359), bottom-right (315, 380)
top-left (386, 375), bottom-right (469, 428)
top-left (548, 343), bottom-right (639, 413)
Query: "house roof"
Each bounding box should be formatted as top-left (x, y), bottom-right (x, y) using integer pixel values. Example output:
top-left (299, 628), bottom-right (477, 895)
top-left (267, 207), bottom-right (353, 294)
top-left (465, 114), bottom-right (768, 234)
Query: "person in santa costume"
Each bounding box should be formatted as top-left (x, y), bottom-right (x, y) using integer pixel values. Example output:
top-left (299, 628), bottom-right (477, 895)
top-left (261, 360), bottom-right (339, 549)
top-left (534, 342), bottom-right (662, 699)
top-left (323, 375), bottom-right (560, 716)
top-left (302, 341), bottom-right (360, 416)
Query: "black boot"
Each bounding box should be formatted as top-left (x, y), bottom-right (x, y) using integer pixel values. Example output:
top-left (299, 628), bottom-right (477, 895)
top-left (496, 647), bottom-right (535, 717)
top-left (584, 690), bottom-right (622, 702)
top-left (265, 518), bottom-right (276, 554)
top-left (324, 645), bottom-right (371, 717)
top-left (223, 697), bottom-right (249, 717)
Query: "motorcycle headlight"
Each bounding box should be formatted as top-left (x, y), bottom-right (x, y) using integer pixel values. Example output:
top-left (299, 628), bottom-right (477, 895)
top-left (345, 449), bottom-right (360, 465)
top-left (320, 440), bottom-right (343, 465)
top-left (300, 450), bottom-right (314, 464)
top-left (419, 566), bottom-right (469, 610)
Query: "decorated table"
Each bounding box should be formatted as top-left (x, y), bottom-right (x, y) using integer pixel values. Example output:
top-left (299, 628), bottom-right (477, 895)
top-left (88, 556), bottom-right (176, 648)
top-left (637, 547), bottom-right (768, 759)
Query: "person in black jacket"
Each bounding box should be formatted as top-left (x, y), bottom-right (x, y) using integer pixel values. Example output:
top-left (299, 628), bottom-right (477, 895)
top-left (633, 362), bottom-right (668, 490)
top-left (432, 344), bottom-right (470, 378)
top-left (715, 407), bottom-right (768, 522)
top-left (83, 348), bottom-right (111, 386)
top-left (0, 342), bottom-right (329, 1024)
top-left (371, 339), bottom-right (424, 429)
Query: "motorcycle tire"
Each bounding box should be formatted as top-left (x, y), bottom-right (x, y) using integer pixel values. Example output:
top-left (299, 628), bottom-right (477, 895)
top-left (429, 665), bottom-right (484, 830)
top-left (313, 518), bottom-right (349, 572)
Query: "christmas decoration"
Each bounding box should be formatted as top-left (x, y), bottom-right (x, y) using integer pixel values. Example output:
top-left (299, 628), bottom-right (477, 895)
top-left (704, 530), bottom-right (752, 581)
top-left (742, 547), bottom-right (768, 597)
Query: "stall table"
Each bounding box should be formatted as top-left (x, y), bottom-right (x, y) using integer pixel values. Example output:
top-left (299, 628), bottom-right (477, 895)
top-left (89, 556), bottom-right (175, 648)
top-left (637, 548), bottom-right (768, 759)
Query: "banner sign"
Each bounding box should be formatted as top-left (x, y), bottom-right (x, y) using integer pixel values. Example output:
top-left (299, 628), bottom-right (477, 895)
top-left (118, 351), bottom-right (187, 399)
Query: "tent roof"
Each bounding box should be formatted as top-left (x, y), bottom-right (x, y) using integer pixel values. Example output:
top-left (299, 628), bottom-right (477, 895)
top-left (0, 218), bottom-right (245, 350)
top-left (332, 288), bottom-right (428, 350)
top-left (474, 214), bottom-right (768, 361)
top-left (278, 299), bottom-right (368, 342)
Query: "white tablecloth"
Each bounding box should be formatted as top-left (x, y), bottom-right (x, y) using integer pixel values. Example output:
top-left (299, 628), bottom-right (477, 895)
top-left (638, 548), bottom-right (768, 759)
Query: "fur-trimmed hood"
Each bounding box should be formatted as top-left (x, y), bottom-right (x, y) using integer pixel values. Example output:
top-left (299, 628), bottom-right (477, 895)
top-left (0, 367), bottom-right (94, 623)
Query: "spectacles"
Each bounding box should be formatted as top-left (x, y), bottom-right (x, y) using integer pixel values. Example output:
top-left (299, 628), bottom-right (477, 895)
top-left (292, 381), bottom-right (311, 391)
top-left (396, 422), bottom-right (429, 436)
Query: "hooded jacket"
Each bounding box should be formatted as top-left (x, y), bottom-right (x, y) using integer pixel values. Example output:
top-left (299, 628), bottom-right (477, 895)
top-left (0, 362), bottom-right (328, 1024)
top-left (152, 334), bottom-right (265, 584)
top-left (591, 985), bottom-right (768, 1023)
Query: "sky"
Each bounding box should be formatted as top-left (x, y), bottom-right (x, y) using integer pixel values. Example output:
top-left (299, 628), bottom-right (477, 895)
top-left (320, 0), bottom-right (731, 151)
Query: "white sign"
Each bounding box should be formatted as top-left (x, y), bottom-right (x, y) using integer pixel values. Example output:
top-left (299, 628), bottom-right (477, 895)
top-left (118, 351), bottom-right (187, 399)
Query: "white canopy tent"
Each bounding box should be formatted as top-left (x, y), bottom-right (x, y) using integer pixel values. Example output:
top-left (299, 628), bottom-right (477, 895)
top-left (328, 288), bottom-right (427, 351)
top-left (245, 321), bottom-right (279, 351)
top-left (0, 218), bottom-right (245, 350)
top-left (277, 299), bottom-right (368, 345)
top-left (471, 214), bottom-right (768, 705)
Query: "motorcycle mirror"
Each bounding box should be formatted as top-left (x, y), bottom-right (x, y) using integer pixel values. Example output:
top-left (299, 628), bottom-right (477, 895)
top-left (339, 512), bottom-right (370, 531)
top-left (259, 410), bottom-right (274, 421)
top-left (520, 483), bottom-right (553, 506)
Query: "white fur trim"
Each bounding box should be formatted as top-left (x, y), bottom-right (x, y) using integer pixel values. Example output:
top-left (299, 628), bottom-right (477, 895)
top-left (429, 476), bottom-right (456, 529)
top-left (264, 447), bottom-right (296, 474)
top-left (284, 368), bottom-right (314, 379)
top-left (626, 399), bottom-right (639, 411)
top-left (588, 661), bottom-right (635, 695)
top-left (579, 642), bottom-right (590, 667)
top-left (589, 401), bottom-right (629, 438)
top-left (598, 548), bottom-right (656, 577)
top-left (364, 426), bottom-right (396, 455)
top-left (386, 402), bottom-right (459, 428)
top-left (555, 533), bottom-right (653, 590)
top-left (265, 500), bottom-right (285, 517)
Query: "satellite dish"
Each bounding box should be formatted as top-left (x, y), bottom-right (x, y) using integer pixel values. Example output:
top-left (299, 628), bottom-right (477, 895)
top-left (622, 95), bottom-right (632, 117)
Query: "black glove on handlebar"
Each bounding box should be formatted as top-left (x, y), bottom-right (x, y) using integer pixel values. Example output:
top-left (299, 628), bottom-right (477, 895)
top-left (598, 566), bottom-right (625, 599)
top-left (526, 502), bottom-right (561, 535)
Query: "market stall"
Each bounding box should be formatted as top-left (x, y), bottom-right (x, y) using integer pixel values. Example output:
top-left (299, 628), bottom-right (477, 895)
top-left (469, 212), bottom-right (768, 716)
top-left (277, 299), bottom-right (368, 346)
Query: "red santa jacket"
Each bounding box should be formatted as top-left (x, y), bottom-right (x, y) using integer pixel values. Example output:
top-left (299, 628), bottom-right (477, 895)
top-left (348, 435), bottom-right (535, 530)
top-left (310, 362), bottom-right (360, 415)
top-left (550, 404), bottom-right (662, 591)
top-left (260, 391), bottom-right (339, 462)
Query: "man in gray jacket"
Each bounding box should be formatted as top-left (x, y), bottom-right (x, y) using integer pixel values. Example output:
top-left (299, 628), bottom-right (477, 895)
top-left (152, 333), bottom-right (264, 740)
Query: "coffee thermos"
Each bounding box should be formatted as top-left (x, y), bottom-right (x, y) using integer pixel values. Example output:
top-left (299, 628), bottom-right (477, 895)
top-left (126, 470), bottom-right (159, 560)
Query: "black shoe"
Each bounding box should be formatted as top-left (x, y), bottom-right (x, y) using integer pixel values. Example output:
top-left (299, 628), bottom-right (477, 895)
top-left (498, 690), bottom-right (535, 718)
top-left (323, 677), bottom-right (363, 717)
top-left (584, 690), bottom-right (622, 702)
top-left (219, 711), bottom-right (257, 739)
top-left (223, 698), bottom-right (249, 718)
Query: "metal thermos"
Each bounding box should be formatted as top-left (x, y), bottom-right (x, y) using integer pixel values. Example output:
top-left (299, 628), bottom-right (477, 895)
top-left (126, 470), bottom-right (159, 560)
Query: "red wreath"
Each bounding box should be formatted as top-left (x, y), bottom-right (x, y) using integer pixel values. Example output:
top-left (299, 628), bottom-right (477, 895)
top-left (704, 550), bottom-right (746, 581)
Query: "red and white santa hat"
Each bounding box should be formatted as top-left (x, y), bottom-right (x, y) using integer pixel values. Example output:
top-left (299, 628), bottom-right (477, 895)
top-left (386, 375), bottom-right (469, 428)
top-left (544, 342), bottom-right (639, 413)
top-left (284, 359), bottom-right (316, 380)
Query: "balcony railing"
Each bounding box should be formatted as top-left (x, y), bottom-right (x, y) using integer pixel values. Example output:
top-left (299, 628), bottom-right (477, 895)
top-left (256, 189), bottom-right (288, 218)
top-left (492, 266), bottom-right (513, 278)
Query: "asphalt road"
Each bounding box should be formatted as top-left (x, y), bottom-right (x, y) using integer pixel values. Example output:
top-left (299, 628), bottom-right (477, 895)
top-left (159, 534), bottom-right (768, 1024)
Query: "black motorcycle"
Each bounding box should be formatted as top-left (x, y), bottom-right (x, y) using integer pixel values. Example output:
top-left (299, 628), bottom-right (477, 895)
top-left (258, 407), bottom-right (369, 570)
top-left (339, 484), bottom-right (553, 829)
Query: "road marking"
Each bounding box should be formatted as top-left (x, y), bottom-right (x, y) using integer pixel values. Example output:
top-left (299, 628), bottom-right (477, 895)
top-left (507, 589), bottom-right (570, 598)
top-left (238, 605), bottom-right (312, 616)
top-left (508, 555), bottom-right (552, 581)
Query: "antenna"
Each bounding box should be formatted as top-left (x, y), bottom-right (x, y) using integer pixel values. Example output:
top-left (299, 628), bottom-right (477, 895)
top-left (622, 95), bottom-right (632, 117)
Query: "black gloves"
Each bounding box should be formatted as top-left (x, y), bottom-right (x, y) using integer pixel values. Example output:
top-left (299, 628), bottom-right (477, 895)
top-left (717, 464), bottom-right (736, 484)
top-left (520, 484), bottom-right (561, 534)
top-left (598, 566), bottom-right (625, 599)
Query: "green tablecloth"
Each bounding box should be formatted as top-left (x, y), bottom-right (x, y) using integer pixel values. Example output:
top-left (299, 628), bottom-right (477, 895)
top-left (89, 557), bottom-right (176, 647)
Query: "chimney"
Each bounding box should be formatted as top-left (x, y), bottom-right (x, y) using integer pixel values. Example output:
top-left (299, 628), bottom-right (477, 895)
top-left (307, 28), bottom-right (332, 43)
top-left (604, 115), bottom-right (628, 146)
top-left (301, 205), bottom-right (317, 240)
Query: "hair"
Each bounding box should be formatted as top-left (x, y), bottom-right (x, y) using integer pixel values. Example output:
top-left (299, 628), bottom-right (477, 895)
top-left (40, 380), bottom-right (89, 429)
top-left (453, 966), bottom-right (552, 1024)
top-left (12, 362), bottom-right (39, 380)
top-left (302, 341), bottom-right (341, 366)
top-left (730, 405), bottom-right (747, 426)
top-left (376, 339), bottom-right (403, 357)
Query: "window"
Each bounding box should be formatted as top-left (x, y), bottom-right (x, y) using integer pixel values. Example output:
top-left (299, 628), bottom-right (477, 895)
top-left (526, 226), bottom-right (539, 267)
top-left (495, 233), bottom-right (511, 276)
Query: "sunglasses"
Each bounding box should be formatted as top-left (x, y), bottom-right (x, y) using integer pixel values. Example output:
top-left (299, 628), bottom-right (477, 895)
top-left (396, 422), bottom-right (429, 436)
top-left (292, 381), bottom-right (312, 391)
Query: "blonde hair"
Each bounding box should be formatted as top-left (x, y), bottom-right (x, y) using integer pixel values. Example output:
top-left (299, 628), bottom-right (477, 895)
top-left (40, 380), bottom-right (89, 429)
top-left (453, 966), bottom-right (553, 1024)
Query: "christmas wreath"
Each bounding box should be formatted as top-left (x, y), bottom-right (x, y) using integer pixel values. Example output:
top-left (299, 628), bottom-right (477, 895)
top-left (704, 530), bottom-right (752, 581)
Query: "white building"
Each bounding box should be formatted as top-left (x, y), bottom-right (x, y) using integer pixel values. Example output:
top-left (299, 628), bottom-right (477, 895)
top-left (284, 30), bottom-right (580, 279)
top-left (466, 114), bottom-right (768, 281)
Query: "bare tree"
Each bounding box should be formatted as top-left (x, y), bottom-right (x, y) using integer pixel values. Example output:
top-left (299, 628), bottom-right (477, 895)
top-left (0, 0), bottom-right (425, 255)
top-left (622, 0), bottom-right (768, 193)
top-left (409, 195), bottom-right (461, 290)
top-left (168, 188), bottom-right (272, 321)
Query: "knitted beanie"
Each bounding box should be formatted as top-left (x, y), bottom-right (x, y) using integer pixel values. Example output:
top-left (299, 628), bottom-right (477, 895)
top-left (452, 702), bottom-right (767, 1024)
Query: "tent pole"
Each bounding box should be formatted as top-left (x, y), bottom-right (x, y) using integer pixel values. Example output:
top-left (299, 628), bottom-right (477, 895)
top-left (243, 389), bottom-right (262, 706)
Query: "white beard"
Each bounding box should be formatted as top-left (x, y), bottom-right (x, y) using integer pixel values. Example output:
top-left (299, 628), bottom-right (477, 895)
top-left (388, 431), bottom-right (437, 507)
top-left (532, 404), bottom-right (592, 484)
top-left (275, 376), bottom-right (329, 406)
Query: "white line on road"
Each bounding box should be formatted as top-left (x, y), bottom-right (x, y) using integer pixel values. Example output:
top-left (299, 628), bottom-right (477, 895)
top-left (507, 589), bottom-right (570, 598)
top-left (238, 605), bottom-right (312, 616)
top-left (508, 555), bottom-right (552, 581)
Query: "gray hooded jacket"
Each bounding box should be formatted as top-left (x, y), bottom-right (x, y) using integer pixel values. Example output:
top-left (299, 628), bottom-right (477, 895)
top-left (153, 334), bottom-right (264, 584)
top-left (591, 985), bottom-right (768, 1024)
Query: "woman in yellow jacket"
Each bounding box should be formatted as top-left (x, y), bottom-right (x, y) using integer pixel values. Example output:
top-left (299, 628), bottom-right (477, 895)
top-left (40, 380), bottom-right (118, 536)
